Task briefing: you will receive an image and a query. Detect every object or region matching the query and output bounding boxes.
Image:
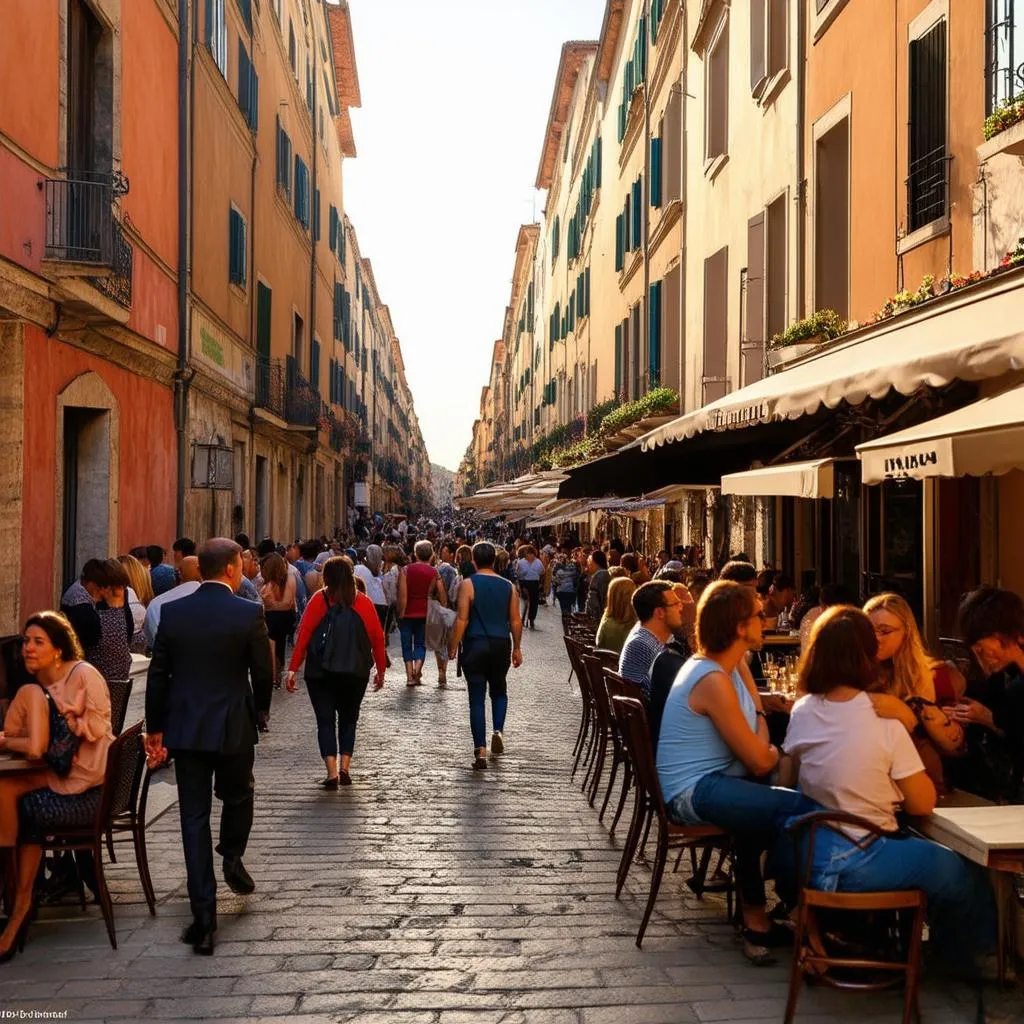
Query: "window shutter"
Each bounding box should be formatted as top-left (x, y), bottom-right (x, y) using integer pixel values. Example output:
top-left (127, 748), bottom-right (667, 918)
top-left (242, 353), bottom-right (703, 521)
top-left (249, 68), bottom-right (259, 132)
top-left (205, 0), bottom-right (214, 48)
top-left (665, 88), bottom-right (682, 203)
top-left (595, 137), bottom-right (602, 188)
top-left (650, 137), bottom-right (663, 207)
top-left (648, 280), bottom-right (662, 385)
top-left (615, 214), bottom-right (624, 271)
top-left (238, 41), bottom-right (250, 119)
top-left (631, 178), bottom-right (642, 248)
top-left (614, 323), bottom-right (622, 397)
top-left (623, 195), bottom-right (631, 252)
top-left (745, 212), bottom-right (766, 385)
top-left (310, 339), bottom-right (320, 390)
top-left (256, 283), bottom-right (272, 362)
top-left (751, 0), bottom-right (767, 93)
top-left (585, 267), bottom-right (591, 316)
top-left (313, 188), bottom-right (321, 241)
top-left (702, 246), bottom-right (730, 403)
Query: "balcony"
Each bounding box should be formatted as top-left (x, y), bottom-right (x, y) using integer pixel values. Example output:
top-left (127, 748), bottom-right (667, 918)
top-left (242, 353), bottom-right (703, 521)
top-left (254, 356), bottom-right (320, 428)
top-left (42, 174), bottom-right (133, 312)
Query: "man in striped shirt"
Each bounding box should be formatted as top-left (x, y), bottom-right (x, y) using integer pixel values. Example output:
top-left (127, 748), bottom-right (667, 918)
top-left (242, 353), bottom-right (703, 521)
top-left (618, 581), bottom-right (686, 700)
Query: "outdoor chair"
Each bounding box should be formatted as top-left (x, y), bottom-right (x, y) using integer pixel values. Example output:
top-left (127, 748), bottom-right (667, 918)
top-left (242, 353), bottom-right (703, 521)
top-left (783, 811), bottom-right (926, 1024)
top-left (106, 678), bottom-right (133, 737)
top-left (612, 695), bottom-right (729, 947)
top-left (568, 639), bottom-right (596, 781)
top-left (27, 722), bottom-right (153, 949)
top-left (581, 653), bottom-right (621, 804)
top-left (602, 670), bottom-right (644, 831)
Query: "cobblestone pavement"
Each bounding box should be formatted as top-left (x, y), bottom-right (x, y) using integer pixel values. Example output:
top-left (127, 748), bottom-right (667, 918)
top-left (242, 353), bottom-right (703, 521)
top-left (3, 602), bottom-right (1021, 1022)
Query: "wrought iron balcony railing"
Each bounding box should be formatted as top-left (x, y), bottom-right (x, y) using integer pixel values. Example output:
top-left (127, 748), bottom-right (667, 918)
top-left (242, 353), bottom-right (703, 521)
top-left (91, 219), bottom-right (133, 309)
top-left (255, 356), bottom-right (320, 428)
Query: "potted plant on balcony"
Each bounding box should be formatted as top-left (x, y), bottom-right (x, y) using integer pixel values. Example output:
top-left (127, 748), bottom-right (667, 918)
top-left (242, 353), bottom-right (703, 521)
top-left (984, 94), bottom-right (1024, 143)
top-left (767, 309), bottom-right (846, 368)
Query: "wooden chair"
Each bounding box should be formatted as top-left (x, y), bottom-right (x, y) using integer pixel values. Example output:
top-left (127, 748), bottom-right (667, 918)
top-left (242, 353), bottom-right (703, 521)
top-left (568, 640), bottom-right (596, 781)
top-left (600, 670), bottom-right (644, 829)
top-left (783, 811), bottom-right (927, 1024)
top-left (106, 678), bottom-right (133, 737)
top-left (27, 722), bottom-right (151, 949)
top-left (577, 649), bottom-right (619, 791)
top-left (612, 696), bottom-right (728, 947)
top-left (581, 653), bottom-right (619, 805)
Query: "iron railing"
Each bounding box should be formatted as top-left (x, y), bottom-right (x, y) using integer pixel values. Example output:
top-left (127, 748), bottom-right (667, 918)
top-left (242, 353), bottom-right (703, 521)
top-left (907, 145), bottom-right (949, 233)
top-left (255, 356), bottom-right (320, 427)
top-left (44, 175), bottom-right (114, 263)
top-left (986, 0), bottom-right (1024, 114)
top-left (91, 219), bottom-right (133, 309)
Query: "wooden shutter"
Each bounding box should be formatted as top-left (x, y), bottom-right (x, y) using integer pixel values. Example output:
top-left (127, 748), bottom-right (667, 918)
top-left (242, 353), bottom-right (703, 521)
top-left (585, 267), bottom-right (591, 316)
top-left (310, 339), bottom-right (320, 390)
top-left (648, 280), bottom-right (662, 385)
top-left (631, 178), bottom-right (642, 246)
top-left (665, 88), bottom-right (682, 202)
top-left (650, 137), bottom-right (663, 207)
top-left (238, 41), bottom-right (250, 117)
top-left (702, 246), bottom-right (729, 403)
top-left (313, 188), bottom-right (321, 242)
top-left (662, 265), bottom-right (681, 393)
top-left (751, 0), bottom-right (766, 94)
top-left (745, 214), bottom-right (765, 386)
top-left (709, 28), bottom-right (730, 159)
top-left (256, 282), bottom-right (272, 362)
top-left (622, 315), bottom-right (631, 399)
top-left (248, 67), bottom-right (259, 132)
top-left (615, 214), bottom-right (624, 271)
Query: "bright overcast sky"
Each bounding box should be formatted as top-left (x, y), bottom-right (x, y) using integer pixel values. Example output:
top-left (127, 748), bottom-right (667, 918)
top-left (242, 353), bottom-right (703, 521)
top-left (344, 0), bottom-right (605, 472)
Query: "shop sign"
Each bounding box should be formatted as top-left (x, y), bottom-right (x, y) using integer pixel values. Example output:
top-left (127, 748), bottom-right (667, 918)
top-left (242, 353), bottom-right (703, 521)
top-left (191, 311), bottom-right (254, 395)
top-left (354, 481), bottom-right (369, 507)
top-left (707, 400), bottom-right (771, 431)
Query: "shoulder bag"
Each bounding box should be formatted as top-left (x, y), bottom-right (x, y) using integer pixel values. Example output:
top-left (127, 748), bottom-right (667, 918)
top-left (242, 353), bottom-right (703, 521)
top-left (37, 665), bottom-right (84, 776)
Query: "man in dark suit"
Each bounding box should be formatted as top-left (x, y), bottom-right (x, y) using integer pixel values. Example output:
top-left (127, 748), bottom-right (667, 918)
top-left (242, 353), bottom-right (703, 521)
top-left (145, 537), bottom-right (273, 955)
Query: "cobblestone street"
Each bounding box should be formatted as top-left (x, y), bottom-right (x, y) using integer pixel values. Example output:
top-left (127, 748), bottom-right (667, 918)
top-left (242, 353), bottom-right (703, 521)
top-left (3, 604), bottom-right (1018, 1022)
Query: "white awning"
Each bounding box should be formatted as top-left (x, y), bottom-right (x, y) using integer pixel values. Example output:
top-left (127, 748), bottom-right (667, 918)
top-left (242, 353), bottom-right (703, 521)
top-left (856, 383), bottom-right (1024, 483)
top-left (721, 459), bottom-right (838, 499)
top-left (640, 272), bottom-right (1024, 452)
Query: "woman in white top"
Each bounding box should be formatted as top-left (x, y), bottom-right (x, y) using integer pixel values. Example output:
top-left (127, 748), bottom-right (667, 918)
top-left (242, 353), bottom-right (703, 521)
top-left (783, 606), bottom-right (995, 970)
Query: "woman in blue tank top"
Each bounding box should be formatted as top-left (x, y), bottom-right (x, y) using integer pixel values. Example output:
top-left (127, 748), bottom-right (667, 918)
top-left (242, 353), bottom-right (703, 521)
top-left (448, 543), bottom-right (524, 769)
top-left (656, 580), bottom-right (818, 966)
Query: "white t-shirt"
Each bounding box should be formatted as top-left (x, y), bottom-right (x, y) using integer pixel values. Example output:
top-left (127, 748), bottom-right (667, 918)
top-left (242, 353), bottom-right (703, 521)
top-left (354, 564), bottom-right (387, 606)
top-left (783, 691), bottom-right (924, 833)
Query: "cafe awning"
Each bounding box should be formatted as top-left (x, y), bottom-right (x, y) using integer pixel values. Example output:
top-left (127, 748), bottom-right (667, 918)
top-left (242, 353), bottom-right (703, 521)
top-left (856, 382), bottom-right (1024, 483)
top-left (639, 272), bottom-right (1024, 452)
top-left (720, 459), bottom-right (839, 499)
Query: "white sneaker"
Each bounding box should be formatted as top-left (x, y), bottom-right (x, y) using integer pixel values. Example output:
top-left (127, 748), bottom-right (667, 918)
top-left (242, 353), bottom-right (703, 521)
top-left (491, 731), bottom-right (505, 755)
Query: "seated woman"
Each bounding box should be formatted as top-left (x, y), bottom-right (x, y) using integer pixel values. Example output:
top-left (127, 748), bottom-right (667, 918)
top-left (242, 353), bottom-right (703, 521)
top-left (864, 593), bottom-right (965, 790)
top-left (595, 577), bottom-right (637, 655)
top-left (0, 611), bottom-right (113, 961)
top-left (657, 580), bottom-right (817, 965)
top-left (783, 606), bottom-right (995, 970)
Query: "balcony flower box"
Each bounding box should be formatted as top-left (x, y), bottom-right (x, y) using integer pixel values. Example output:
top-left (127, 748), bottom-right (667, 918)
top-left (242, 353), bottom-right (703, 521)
top-left (767, 340), bottom-right (822, 369)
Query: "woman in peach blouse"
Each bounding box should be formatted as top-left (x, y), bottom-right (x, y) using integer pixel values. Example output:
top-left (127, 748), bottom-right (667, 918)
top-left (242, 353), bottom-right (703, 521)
top-left (0, 611), bottom-right (113, 961)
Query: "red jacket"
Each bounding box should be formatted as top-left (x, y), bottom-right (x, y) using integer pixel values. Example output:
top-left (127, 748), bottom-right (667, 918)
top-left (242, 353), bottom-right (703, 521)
top-left (289, 590), bottom-right (386, 677)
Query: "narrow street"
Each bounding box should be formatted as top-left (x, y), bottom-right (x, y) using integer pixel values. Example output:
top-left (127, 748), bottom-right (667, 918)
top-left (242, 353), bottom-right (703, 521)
top-left (2, 607), bottom-right (1008, 1023)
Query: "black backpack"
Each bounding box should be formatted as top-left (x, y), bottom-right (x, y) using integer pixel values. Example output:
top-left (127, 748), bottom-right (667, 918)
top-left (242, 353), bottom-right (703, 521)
top-left (305, 601), bottom-right (373, 681)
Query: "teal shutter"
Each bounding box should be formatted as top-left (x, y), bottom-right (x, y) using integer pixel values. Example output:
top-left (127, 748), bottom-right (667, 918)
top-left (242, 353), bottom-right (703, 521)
top-left (615, 214), bottom-right (624, 271)
top-left (585, 267), bottom-right (591, 316)
top-left (651, 138), bottom-right (663, 207)
top-left (256, 283), bottom-right (272, 361)
top-left (595, 137), bottom-right (602, 188)
top-left (632, 178), bottom-right (642, 247)
top-left (228, 208), bottom-right (246, 286)
top-left (238, 42), bottom-right (250, 120)
top-left (310, 339), bottom-right (320, 390)
top-left (248, 67), bottom-right (259, 132)
top-left (614, 324), bottom-right (623, 397)
top-left (313, 188), bottom-right (321, 241)
top-left (649, 281), bottom-right (662, 385)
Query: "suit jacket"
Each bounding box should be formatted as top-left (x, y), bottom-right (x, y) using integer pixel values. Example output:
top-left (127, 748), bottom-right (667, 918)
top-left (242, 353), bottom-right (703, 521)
top-left (145, 581), bottom-right (274, 754)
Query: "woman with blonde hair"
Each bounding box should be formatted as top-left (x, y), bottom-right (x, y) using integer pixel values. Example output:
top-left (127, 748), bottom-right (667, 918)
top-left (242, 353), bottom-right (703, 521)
top-left (118, 553), bottom-right (153, 650)
top-left (863, 592), bottom-right (966, 788)
top-left (595, 577), bottom-right (638, 654)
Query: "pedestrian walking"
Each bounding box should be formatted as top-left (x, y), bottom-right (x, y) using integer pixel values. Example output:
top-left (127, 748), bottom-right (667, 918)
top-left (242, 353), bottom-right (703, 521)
top-left (286, 556), bottom-right (386, 788)
top-left (259, 552), bottom-right (298, 689)
top-left (515, 545), bottom-right (543, 629)
top-left (397, 540), bottom-right (448, 686)
top-left (448, 542), bottom-right (523, 769)
top-left (144, 538), bottom-right (274, 956)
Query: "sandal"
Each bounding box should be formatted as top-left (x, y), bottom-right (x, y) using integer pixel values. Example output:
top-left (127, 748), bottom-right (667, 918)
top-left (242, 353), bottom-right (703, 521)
top-left (741, 929), bottom-right (776, 967)
top-left (742, 921), bottom-right (794, 947)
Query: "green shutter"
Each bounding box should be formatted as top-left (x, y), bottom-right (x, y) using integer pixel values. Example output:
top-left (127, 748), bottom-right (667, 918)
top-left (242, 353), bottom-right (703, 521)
top-left (614, 323), bottom-right (623, 397)
top-left (648, 281), bottom-right (662, 386)
top-left (651, 138), bottom-right (663, 208)
top-left (256, 282), bottom-right (271, 361)
top-left (632, 178), bottom-right (642, 248)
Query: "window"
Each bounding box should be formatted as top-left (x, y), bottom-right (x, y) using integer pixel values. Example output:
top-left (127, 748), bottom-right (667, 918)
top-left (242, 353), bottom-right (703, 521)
top-left (238, 41), bottom-right (259, 132)
top-left (237, 0), bottom-right (252, 33)
top-left (705, 16), bottom-right (729, 163)
top-left (907, 14), bottom-right (948, 232)
top-left (293, 311), bottom-right (304, 368)
top-left (702, 246), bottom-right (729, 404)
top-left (288, 20), bottom-right (297, 74)
top-left (651, 0), bottom-right (665, 43)
top-left (615, 214), bottom-right (625, 271)
top-left (765, 194), bottom-right (787, 346)
top-left (313, 188), bottom-right (320, 242)
top-left (329, 205), bottom-right (339, 252)
top-left (650, 136), bottom-right (663, 207)
top-left (310, 338), bottom-right (320, 391)
top-left (614, 323), bottom-right (623, 396)
top-left (276, 118), bottom-right (292, 197)
top-left (228, 207), bottom-right (246, 287)
top-left (744, 214), bottom-right (765, 386)
top-left (206, 0), bottom-right (228, 78)
top-left (631, 176), bottom-right (643, 248)
top-left (306, 57), bottom-right (313, 113)
top-left (551, 216), bottom-right (560, 267)
top-left (814, 109), bottom-right (850, 320)
top-left (751, 0), bottom-right (787, 96)
top-left (986, 1), bottom-right (1024, 114)
top-left (294, 155), bottom-right (309, 228)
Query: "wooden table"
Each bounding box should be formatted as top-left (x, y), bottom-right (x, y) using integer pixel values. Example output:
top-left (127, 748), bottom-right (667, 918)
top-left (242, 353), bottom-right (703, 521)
top-left (762, 633), bottom-right (802, 648)
top-left (0, 753), bottom-right (45, 774)
top-left (917, 800), bottom-right (1024, 982)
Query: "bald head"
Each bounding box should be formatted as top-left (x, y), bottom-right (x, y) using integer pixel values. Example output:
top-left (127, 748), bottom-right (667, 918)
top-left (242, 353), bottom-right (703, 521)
top-left (179, 556), bottom-right (201, 583)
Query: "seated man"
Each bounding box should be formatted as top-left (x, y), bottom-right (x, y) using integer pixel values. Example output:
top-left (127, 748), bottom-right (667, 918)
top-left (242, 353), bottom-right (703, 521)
top-left (617, 581), bottom-right (684, 700)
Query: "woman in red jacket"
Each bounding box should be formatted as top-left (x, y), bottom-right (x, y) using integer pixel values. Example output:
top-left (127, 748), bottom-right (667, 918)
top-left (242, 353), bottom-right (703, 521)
top-left (286, 557), bottom-right (386, 788)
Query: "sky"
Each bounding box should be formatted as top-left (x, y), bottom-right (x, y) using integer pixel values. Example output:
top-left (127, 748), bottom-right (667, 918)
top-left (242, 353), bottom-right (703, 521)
top-left (343, 0), bottom-right (605, 472)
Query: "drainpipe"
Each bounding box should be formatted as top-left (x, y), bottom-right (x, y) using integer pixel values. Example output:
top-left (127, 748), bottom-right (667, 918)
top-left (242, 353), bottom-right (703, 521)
top-left (795, 0), bottom-right (807, 321)
top-left (174, 0), bottom-right (191, 538)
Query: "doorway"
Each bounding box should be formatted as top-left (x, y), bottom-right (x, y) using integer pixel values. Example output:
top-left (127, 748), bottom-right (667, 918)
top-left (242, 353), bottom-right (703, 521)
top-left (61, 406), bottom-right (111, 592)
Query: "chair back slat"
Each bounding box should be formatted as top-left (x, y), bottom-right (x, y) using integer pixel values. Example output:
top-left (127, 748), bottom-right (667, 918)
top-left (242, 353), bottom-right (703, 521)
top-left (106, 678), bottom-right (134, 737)
top-left (582, 655), bottom-right (612, 730)
top-left (603, 669), bottom-right (644, 705)
top-left (612, 695), bottom-right (667, 817)
top-left (97, 721), bottom-right (144, 828)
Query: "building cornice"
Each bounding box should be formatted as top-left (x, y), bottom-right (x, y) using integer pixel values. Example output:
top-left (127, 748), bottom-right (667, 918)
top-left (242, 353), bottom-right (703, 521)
top-left (535, 41), bottom-right (599, 190)
top-left (595, 0), bottom-right (627, 85)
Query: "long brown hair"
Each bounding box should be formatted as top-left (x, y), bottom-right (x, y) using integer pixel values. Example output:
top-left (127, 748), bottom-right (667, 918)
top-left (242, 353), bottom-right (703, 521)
top-left (118, 553), bottom-right (154, 606)
top-left (603, 577), bottom-right (638, 626)
top-left (260, 552), bottom-right (288, 592)
top-left (800, 606), bottom-right (879, 696)
top-left (863, 592), bottom-right (935, 699)
top-left (322, 556), bottom-right (357, 607)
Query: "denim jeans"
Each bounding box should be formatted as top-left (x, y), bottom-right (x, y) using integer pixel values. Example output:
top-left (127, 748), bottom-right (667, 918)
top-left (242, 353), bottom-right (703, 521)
top-left (555, 592), bottom-right (576, 615)
top-left (463, 637), bottom-right (509, 749)
top-left (306, 676), bottom-right (369, 757)
top-left (805, 827), bottom-right (996, 966)
top-left (668, 771), bottom-right (819, 909)
top-left (399, 617), bottom-right (426, 661)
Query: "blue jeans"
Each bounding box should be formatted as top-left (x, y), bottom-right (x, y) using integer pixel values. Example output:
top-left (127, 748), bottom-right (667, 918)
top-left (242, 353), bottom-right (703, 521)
top-left (806, 827), bottom-right (996, 965)
top-left (556, 592), bottom-right (575, 614)
top-left (463, 637), bottom-right (509, 749)
top-left (669, 771), bottom-right (819, 909)
top-left (399, 617), bottom-right (426, 662)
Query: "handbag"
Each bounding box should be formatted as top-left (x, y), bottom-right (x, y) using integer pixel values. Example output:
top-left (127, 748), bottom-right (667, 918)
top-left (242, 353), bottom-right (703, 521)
top-left (37, 668), bottom-right (84, 777)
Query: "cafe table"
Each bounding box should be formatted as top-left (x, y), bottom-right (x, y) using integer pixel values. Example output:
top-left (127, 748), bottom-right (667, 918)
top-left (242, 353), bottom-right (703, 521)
top-left (0, 752), bottom-right (45, 774)
top-left (0, 753), bottom-right (46, 913)
top-left (916, 794), bottom-right (1024, 982)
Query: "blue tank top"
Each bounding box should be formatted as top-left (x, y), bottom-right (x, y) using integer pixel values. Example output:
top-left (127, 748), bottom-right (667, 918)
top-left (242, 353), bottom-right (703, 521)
top-left (466, 573), bottom-right (513, 640)
top-left (656, 656), bottom-right (757, 806)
